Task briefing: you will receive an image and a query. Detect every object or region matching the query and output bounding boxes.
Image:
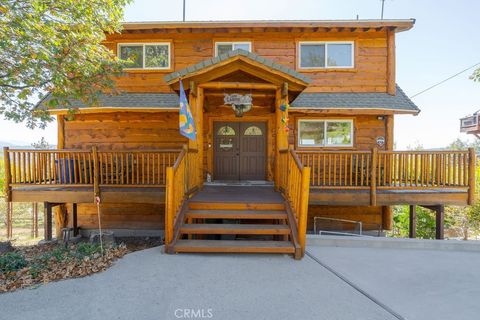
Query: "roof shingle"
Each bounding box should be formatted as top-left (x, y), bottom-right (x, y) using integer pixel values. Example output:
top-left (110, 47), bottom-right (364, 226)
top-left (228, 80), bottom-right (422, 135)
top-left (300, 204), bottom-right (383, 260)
top-left (290, 85), bottom-right (420, 113)
top-left (38, 93), bottom-right (179, 110)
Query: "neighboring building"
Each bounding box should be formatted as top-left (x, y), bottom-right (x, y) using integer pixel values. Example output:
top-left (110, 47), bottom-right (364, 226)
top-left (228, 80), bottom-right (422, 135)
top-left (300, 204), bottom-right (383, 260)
top-left (3, 20), bottom-right (476, 258)
top-left (460, 110), bottom-right (480, 138)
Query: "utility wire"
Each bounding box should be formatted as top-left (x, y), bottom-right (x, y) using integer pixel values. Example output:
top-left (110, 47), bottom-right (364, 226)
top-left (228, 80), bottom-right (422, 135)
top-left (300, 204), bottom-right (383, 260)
top-left (410, 61), bottom-right (480, 99)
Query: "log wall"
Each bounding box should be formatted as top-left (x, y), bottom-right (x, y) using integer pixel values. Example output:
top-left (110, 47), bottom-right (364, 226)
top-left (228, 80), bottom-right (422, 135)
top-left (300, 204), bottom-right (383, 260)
top-left (105, 30), bottom-right (389, 93)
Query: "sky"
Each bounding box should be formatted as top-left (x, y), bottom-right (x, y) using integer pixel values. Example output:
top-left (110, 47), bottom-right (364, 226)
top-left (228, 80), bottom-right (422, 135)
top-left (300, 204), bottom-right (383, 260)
top-left (1, 0), bottom-right (479, 149)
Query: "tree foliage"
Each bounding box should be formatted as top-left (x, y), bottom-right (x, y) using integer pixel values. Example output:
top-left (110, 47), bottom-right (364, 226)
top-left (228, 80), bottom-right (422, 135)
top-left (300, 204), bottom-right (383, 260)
top-left (0, 0), bottom-right (131, 128)
top-left (472, 68), bottom-right (480, 83)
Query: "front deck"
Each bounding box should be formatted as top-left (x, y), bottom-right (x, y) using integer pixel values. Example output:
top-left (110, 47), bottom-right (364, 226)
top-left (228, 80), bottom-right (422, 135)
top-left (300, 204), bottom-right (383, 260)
top-left (3, 147), bottom-right (475, 207)
top-left (2, 147), bottom-right (476, 254)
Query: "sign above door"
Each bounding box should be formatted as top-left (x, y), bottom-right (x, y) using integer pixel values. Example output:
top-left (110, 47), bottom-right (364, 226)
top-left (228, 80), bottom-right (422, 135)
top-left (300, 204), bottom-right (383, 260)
top-left (224, 93), bottom-right (253, 118)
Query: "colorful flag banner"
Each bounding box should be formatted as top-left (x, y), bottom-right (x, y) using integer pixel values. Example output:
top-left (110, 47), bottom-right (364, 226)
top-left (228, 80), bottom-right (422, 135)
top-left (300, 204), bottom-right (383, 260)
top-left (178, 80), bottom-right (196, 141)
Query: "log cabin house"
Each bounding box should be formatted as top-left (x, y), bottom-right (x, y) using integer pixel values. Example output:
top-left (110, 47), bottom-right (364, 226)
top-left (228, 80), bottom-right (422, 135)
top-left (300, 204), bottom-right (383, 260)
top-left (2, 20), bottom-right (476, 259)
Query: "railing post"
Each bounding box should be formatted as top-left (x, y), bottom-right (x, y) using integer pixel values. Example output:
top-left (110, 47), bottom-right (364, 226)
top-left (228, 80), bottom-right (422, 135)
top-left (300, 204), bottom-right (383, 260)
top-left (468, 148), bottom-right (476, 205)
top-left (165, 167), bottom-right (174, 246)
top-left (3, 147), bottom-right (12, 202)
top-left (370, 148), bottom-right (378, 206)
top-left (298, 166), bottom-right (311, 257)
top-left (92, 146), bottom-right (100, 201)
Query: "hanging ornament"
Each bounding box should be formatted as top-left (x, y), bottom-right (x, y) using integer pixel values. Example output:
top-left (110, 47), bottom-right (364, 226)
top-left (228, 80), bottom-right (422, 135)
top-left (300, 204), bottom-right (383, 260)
top-left (279, 102), bottom-right (290, 112)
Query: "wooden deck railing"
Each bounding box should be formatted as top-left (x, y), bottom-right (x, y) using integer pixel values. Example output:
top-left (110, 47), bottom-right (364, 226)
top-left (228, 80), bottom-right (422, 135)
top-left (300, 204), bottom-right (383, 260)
top-left (297, 148), bottom-right (476, 205)
top-left (164, 147), bottom-right (201, 247)
top-left (2, 147), bottom-right (181, 193)
top-left (97, 150), bottom-right (179, 187)
top-left (278, 148), bottom-right (310, 257)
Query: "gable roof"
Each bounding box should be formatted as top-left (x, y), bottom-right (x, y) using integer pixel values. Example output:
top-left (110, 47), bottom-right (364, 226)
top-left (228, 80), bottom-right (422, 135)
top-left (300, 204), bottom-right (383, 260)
top-left (290, 85), bottom-right (420, 114)
top-left (164, 49), bottom-right (311, 89)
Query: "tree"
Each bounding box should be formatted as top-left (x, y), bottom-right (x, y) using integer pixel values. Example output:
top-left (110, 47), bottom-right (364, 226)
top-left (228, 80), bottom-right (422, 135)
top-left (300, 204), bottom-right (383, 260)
top-left (446, 138), bottom-right (480, 152)
top-left (31, 137), bottom-right (50, 149)
top-left (392, 205), bottom-right (437, 239)
top-left (0, 0), bottom-right (131, 128)
top-left (472, 68), bottom-right (480, 83)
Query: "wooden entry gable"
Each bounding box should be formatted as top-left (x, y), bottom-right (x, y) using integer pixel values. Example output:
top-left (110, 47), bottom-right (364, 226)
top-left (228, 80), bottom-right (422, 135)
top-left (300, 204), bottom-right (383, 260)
top-left (164, 49), bottom-right (311, 93)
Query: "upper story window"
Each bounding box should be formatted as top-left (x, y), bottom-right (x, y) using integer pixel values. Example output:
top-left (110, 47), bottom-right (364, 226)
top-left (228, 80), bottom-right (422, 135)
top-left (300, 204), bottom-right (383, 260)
top-left (215, 42), bottom-right (252, 56)
top-left (118, 43), bottom-right (171, 70)
top-left (298, 42), bottom-right (354, 69)
top-left (298, 119), bottom-right (353, 147)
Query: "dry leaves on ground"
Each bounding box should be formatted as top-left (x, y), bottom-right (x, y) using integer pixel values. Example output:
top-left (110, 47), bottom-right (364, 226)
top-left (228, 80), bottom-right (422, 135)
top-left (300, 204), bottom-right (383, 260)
top-left (0, 242), bottom-right (128, 293)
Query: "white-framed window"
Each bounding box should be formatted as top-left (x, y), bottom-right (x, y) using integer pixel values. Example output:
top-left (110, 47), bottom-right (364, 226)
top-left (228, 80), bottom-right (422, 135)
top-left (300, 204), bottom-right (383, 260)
top-left (215, 42), bottom-right (252, 56)
top-left (298, 41), bottom-right (354, 69)
top-left (118, 43), bottom-right (171, 70)
top-left (298, 119), bottom-right (354, 147)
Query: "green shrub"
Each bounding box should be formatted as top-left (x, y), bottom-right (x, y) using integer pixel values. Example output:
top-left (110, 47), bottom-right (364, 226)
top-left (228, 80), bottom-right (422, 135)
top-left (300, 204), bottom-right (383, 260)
top-left (0, 252), bottom-right (27, 273)
top-left (28, 262), bottom-right (44, 279)
top-left (75, 242), bottom-right (101, 257)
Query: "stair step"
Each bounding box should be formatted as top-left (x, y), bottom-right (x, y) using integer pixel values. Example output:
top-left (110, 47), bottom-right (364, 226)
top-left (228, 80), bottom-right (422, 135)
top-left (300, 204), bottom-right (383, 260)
top-left (188, 202), bottom-right (285, 211)
top-left (185, 210), bottom-right (287, 220)
top-left (174, 240), bottom-right (295, 254)
top-left (180, 223), bottom-right (290, 235)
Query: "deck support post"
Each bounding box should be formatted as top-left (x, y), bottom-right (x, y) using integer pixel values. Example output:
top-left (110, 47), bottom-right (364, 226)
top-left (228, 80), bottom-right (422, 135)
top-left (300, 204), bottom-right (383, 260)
top-left (370, 148), bottom-right (378, 206)
top-left (44, 202), bottom-right (53, 241)
top-left (409, 205), bottom-right (416, 238)
top-left (72, 203), bottom-right (78, 236)
top-left (382, 206), bottom-right (392, 230)
top-left (6, 202), bottom-right (13, 239)
top-left (435, 205), bottom-right (445, 240)
top-left (32, 203), bottom-right (39, 238)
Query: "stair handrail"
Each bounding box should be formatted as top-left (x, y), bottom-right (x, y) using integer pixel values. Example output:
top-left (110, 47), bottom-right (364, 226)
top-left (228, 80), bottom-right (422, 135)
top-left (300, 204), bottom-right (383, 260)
top-left (165, 146), bottom-right (188, 246)
top-left (278, 147), bottom-right (310, 257)
top-left (165, 145), bottom-right (202, 247)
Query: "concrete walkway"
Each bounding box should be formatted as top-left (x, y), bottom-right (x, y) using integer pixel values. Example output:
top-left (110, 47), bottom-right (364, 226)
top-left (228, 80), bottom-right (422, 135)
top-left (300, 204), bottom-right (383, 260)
top-left (1, 240), bottom-right (480, 320)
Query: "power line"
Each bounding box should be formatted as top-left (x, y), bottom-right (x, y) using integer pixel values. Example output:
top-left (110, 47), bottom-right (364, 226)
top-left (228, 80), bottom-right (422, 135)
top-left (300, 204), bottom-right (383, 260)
top-left (410, 61), bottom-right (480, 99)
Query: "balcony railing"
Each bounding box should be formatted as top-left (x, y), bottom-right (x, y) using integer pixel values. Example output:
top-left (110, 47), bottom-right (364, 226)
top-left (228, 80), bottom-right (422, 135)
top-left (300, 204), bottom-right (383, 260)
top-left (296, 148), bottom-right (476, 205)
top-left (2, 147), bottom-right (181, 198)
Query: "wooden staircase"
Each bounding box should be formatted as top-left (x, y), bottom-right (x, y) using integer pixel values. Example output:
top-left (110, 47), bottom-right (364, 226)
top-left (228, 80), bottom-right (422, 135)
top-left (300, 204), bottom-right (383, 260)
top-left (167, 198), bottom-right (301, 258)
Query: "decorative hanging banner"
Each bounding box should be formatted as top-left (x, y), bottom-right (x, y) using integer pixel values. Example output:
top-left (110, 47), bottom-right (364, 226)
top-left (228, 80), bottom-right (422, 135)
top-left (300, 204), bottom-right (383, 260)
top-left (280, 100), bottom-right (290, 132)
top-left (178, 80), bottom-right (196, 141)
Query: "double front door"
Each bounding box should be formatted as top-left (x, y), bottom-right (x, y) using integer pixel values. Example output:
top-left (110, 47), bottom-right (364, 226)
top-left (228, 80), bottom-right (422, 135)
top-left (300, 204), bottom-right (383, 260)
top-left (214, 122), bottom-right (266, 181)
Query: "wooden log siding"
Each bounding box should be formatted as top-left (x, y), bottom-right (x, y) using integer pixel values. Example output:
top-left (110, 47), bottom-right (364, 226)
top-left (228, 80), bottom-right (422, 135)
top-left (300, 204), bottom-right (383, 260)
top-left (106, 30), bottom-right (390, 93)
top-left (297, 149), bottom-right (474, 195)
top-left (4, 148), bottom-right (181, 188)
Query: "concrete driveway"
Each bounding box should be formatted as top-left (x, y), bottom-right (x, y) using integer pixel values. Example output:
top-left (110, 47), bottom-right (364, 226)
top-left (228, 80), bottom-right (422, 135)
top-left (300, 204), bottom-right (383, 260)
top-left (1, 239), bottom-right (479, 320)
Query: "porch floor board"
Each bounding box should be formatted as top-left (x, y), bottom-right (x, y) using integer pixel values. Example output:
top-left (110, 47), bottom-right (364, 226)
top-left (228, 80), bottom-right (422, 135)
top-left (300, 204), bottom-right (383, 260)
top-left (190, 186), bottom-right (284, 204)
